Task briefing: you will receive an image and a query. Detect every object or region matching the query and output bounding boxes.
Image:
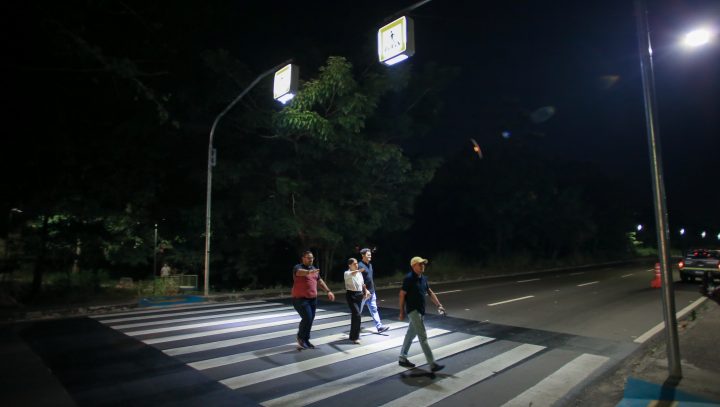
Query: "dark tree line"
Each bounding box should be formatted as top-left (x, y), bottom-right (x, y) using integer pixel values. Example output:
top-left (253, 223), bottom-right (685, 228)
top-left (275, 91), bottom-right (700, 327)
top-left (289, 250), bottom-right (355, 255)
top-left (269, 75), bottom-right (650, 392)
top-left (2, 1), bottom-right (642, 302)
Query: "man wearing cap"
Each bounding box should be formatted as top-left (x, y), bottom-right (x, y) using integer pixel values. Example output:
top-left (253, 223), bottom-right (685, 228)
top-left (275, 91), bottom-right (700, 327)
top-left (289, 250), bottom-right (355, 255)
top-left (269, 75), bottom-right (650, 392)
top-left (291, 250), bottom-right (335, 349)
top-left (359, 248), bottom-right (389, 333)
top-left (397, 256), bottom-right (445, 372)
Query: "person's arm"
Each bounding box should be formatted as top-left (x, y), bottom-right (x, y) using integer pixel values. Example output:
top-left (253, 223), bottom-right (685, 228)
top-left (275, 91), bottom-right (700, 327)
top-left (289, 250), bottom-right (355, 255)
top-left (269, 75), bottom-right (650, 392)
top-left (428, 288), bottom-right (445, 313)
top-left (295, 267), bottom-right (320, 276)
top-left (398, 289), bottom-right (407, 320)
top-left (318, 278), bottom-right (335, 301)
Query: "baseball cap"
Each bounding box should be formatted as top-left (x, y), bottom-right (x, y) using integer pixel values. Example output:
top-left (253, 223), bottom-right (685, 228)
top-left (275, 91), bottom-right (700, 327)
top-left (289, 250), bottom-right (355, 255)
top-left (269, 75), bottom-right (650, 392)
top-left (410, 256), bottom-right (428, 266)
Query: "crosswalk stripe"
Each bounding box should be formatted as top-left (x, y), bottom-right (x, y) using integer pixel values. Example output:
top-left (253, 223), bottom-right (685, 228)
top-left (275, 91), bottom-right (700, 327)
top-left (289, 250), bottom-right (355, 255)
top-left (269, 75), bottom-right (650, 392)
top-left (378, 343), bottom-right (546, 407)
top-left (142, 312), bottom-right (349, 344)
top-left (95, 302), bottom-right (279, 324)
top-left (260, 334), bottom-right (496, 407)
top-left (166, 316), bottom-right (374, 356)
top-left (190, 321), bottom-right (407, 370)
top-left (500, 353), bottom-right (609, 407)
top-left (91, 300), bottom-right (266, 319)
top-left (220, 328), bottom-right (451, 390)
top-left (124, 309), bottom-right (328, 336)
top-left (110, 306), bottom-right (294, 329)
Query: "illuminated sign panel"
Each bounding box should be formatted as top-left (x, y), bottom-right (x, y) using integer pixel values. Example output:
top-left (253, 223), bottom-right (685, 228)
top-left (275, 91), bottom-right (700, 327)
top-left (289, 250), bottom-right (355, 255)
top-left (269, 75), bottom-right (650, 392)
top-left (273, 64), bottom-right (299, 104)
top-left (378, 16), bottom-right (415, 65)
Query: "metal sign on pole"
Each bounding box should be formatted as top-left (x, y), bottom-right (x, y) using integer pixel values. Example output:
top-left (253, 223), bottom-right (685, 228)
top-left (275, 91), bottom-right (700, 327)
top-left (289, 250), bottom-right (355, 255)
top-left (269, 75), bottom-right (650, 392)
top-left (378, 16), bottom-right (415, 66)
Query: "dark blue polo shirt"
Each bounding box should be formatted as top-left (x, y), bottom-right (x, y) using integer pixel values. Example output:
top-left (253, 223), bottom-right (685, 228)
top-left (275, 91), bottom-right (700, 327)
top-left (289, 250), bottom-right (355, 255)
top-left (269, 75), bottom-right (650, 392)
top-left (402, 271), bottom-right (430, 315)
top-left (359, 261), bottom-right (374, 293)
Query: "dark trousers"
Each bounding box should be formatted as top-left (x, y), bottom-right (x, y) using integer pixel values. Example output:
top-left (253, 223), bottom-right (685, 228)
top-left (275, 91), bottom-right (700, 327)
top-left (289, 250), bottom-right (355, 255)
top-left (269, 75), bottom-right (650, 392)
top-left (346, 291), bottom-right (364, 340)
top-left (292, 297), bottom-right (317, 342)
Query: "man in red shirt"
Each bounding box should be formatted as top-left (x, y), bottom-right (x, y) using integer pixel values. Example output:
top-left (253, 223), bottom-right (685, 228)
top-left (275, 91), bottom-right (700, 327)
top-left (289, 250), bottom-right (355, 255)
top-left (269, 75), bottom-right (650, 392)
top-left (292, 250), bottom-right (335, 349)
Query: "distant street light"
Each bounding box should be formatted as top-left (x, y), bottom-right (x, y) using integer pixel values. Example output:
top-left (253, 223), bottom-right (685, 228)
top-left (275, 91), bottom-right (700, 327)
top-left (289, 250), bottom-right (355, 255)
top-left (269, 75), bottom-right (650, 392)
top-left (679, 228), bottom-right (685, 236)
top-left (203, 59), bottom-right (294, 297)
top-left (636, 224), bottom-right (643, 232)
top-left (701, 230), bottom-right (707, 239)
top-left (683, 28), bottom-right (713, 47)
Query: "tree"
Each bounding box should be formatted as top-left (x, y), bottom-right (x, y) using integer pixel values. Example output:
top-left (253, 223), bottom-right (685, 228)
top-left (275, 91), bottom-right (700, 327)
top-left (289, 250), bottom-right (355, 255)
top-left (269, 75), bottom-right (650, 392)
top-left (213, 56), bottom-right (439, 282)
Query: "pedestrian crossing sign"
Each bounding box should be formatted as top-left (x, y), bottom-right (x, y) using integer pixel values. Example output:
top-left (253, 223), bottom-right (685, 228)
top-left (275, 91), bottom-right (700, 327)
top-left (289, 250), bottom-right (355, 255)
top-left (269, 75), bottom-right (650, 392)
top-left (378, 16), bottom-right (415, 66)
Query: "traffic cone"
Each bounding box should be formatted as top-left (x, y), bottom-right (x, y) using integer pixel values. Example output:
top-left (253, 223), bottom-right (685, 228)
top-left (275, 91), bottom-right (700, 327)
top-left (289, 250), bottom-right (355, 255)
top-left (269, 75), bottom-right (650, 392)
top-left (650, 262), bottom-right (662, 288)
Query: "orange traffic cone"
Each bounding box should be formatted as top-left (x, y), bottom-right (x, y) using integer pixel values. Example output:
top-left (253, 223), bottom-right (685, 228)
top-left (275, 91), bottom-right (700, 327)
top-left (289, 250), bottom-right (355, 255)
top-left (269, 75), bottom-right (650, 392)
top-left (650, 262), bottom-right (662, 288)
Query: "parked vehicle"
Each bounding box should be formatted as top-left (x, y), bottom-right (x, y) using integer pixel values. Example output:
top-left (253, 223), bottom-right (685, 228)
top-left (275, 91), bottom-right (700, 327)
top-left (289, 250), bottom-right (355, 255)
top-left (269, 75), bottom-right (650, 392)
top-left (678, 249), bottom-right (720, 282)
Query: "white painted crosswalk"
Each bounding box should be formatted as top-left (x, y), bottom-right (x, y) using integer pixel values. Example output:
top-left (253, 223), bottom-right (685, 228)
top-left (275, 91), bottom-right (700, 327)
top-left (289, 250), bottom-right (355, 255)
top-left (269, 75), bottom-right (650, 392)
top-left (95, 299), bottom-right (612, 407)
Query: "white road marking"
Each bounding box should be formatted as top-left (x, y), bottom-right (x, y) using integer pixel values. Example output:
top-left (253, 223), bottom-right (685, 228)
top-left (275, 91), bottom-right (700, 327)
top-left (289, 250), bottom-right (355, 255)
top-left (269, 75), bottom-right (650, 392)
top-left (569, 272), bottom-right (585, 276)
top-left (220, 328), bottom-right (451, 390)
top-left (260, 335), bottom-right (495, 407)
top-left (621, 274), bottom-right (633, 278)
top-left (577, 281), bottom-right (599, 287)
top-left (434, 289), bottom-right (462, 295)
top-left (142, 312), bottom-right (348, 344)
top-left (124, 310), bottom-right (303, 335)
top-left (378, 344), bottom-right (546, 407)
top-left (91, 300), bottom-right (266, 319)
top-left (500, 353), bottom-right (609, 406)
top-left (191, 321), bottom-right (408, 370)
top-left (111, 306), bottom-right (294, 329)
top-left (634, 296), bottom-right (708, 343)
top-left (95, 302), bottom-right (279, 324)
top-left (165, 317), bottom-right (374, 356)
top-left (517, 278), bottom-right (540, 283)
top-left (487, 296), bottom-right (534, 307)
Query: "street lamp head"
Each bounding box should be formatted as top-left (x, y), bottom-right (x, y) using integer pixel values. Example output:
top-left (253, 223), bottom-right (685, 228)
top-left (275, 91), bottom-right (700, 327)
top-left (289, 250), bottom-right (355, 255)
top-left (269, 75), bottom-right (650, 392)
top-left (683, 28), bottom-right (713, 48)
top-left (679, 228), bottom-right (685, 236)
top-left (637, 224), bottom-right (643, 232)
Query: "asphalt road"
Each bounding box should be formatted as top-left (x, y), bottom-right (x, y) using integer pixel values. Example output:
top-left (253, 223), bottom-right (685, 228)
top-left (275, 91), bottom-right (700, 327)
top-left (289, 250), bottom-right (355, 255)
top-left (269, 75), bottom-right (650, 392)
top-left (4, 261), bottom-right (708, 406)
top-left (377, 262), bottom-right (705, 342)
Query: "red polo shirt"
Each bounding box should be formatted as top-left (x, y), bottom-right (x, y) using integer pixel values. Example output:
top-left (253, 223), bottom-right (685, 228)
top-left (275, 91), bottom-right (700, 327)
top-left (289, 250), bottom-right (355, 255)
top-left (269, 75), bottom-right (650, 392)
top-left (291, 264), bottom-right (319, 298)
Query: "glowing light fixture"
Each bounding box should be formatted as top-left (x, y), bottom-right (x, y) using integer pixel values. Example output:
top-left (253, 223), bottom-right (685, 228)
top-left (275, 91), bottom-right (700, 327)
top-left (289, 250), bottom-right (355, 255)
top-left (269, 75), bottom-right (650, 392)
top-left (378, 16), bottom-right (415, 66)
top-left (679, 228), bottom-right (685, 236)
top-left (274, 64), bottom-right (299, 104)
top-left (701, 230), bottom-right (707, 238)
top-left (683, 28), bottom-right (712, 47)
top-left (637, 224), bottom-right (643, 232)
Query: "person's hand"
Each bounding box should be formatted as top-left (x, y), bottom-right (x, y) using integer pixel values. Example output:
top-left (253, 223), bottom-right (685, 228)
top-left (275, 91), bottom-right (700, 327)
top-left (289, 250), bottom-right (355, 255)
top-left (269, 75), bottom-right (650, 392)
top-left (363, 291), bottom-right (371, 300)
top-left (327, 291), bottom-right (335, 301)
top-left (438, 306), bottom-right (446, 316)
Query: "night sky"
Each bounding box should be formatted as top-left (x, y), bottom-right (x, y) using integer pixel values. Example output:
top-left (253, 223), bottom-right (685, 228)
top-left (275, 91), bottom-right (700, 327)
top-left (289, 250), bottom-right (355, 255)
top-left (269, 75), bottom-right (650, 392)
top-left (3, 0), bottom-right (719, 242)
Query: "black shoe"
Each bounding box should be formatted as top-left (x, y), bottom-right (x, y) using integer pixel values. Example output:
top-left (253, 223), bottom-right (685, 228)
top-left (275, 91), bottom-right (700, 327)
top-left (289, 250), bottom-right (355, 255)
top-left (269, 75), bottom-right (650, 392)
top-left (398, 359), bottom-right (416, 368)
top-left (377, 326), bottom-right (390, 333)
top-left (304, 340), bottom-right (316, 349)
top-left (296, 337), bottom-right (308, 349)
top-left (430, 363), bottom-right (445, 372)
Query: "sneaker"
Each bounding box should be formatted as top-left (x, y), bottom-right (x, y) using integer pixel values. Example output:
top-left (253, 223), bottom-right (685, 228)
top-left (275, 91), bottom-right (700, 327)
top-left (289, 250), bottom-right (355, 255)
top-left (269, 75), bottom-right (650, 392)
top-left (430, 363), bottom-right (445, 372)
top-left (351, 339), bottom-right (361, 344)
top-left (377, 326), bottom-right (390, 333)
top-left (304, 340), bottom-right (316, 349)
top-left (398, 358), bottom-right (416, 368)
top-left (296, 337), bottom-right (308, 349)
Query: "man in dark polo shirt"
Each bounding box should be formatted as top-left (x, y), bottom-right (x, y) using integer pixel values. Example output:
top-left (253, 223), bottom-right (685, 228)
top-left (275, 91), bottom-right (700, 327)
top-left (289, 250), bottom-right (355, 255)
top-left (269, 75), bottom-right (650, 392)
top-left (397, 256), bottom-right (445, 371)
top-left (292, 250), bottom-right (335, 349)
top-left (359, 248), bottom-right (389, 333)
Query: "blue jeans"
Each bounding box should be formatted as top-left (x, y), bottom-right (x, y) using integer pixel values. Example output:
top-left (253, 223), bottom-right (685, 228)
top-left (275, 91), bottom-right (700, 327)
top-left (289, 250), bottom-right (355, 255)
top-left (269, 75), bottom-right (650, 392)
top-left (360, 291), bottom-right (383, 329)
top-left (400, 310), bottom-right (435, 365)
top-left (292, 297), bottom-right (317, 342)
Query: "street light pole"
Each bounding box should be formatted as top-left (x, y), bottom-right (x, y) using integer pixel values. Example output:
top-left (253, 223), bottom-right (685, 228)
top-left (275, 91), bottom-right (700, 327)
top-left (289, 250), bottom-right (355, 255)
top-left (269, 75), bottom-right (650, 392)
top-left (203, 59), bottom-right (293, 297)
top-left (634, 0), bottom-right (681, 380)
top-left (153, 223), bottom-right (158, 277)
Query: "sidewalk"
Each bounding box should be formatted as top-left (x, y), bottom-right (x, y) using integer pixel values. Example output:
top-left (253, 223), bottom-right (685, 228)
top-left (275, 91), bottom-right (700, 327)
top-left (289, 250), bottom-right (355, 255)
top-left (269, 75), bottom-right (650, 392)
top-left (567, 298), bottom-right (720, 406)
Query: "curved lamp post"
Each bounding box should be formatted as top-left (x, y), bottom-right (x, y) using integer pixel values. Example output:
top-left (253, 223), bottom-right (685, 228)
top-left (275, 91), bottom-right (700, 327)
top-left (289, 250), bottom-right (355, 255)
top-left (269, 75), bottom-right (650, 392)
top-left (203, 59), bottom-right (294, 297)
